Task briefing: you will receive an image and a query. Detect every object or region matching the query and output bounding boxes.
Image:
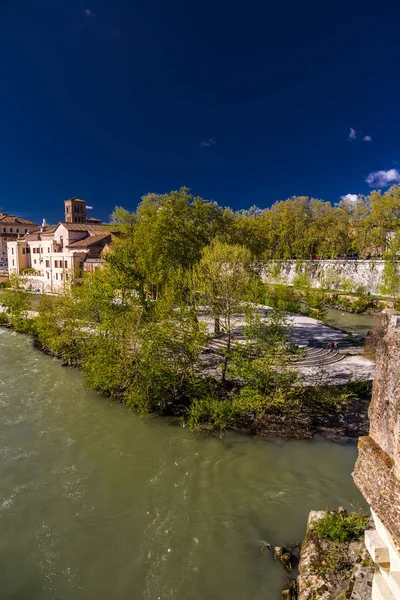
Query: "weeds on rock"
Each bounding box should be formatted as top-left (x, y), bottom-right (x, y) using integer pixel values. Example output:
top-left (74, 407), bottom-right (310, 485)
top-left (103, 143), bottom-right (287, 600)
top-left (314, 511), bottom-right (369, 543)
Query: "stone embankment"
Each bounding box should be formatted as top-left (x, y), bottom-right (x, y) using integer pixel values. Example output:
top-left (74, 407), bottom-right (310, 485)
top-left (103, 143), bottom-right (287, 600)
top-left (353, 311), bottom-right (400, 599)
top-left (263, 260), bottom-right (386, 295)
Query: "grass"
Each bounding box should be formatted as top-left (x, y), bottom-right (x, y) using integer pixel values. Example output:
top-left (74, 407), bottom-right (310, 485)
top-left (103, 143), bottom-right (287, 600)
top-left (314, 511), bottom-right (369, 543)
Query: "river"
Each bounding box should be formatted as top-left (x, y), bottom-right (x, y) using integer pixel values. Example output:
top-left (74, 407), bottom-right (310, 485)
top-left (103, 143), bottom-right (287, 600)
top-left (0, 328), bottom-right (366, 599)
top-left (324, 307), bottom-right (375, 335)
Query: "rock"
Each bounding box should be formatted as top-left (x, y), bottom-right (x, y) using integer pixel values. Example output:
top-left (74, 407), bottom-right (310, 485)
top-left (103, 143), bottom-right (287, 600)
top-left (274, 546), bottom-right (294, 572)
top-left (259, 540), bottom-right (271, 552)
top-left (296, 511), bottom-right (374, 600)
top-left (281, 579), bottom-right (297, 599)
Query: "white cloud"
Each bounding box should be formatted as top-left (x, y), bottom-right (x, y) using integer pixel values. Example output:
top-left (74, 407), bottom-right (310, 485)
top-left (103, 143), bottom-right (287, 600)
top-left (363, 135), bottom-right (372, 142)
top-left (84, 8), bottom-right (97, 17)
top-left (366, 169), bottom-right (400, 187)
top-left (200, 138), bottom-right (216, 148)
top-left (348, 128), bottom-right (356, 140)
top-left (341, 194), bottom-right (359, 203)
top-left (86, 206), bottom-right (93, 210)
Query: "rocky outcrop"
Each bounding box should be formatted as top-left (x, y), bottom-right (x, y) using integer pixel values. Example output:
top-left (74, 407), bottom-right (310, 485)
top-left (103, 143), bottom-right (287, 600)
top-left (296, 511), bottom-right (373, 600)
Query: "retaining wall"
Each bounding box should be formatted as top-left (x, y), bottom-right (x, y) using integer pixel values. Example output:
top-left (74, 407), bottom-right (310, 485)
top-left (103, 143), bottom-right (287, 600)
top-left (262, 260), bottom-right (386, 295)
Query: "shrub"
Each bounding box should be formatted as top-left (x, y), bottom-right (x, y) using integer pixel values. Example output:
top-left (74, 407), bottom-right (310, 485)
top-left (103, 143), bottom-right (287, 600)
top-left (314, 511), bottom-right (369, 543)
top-left (186, 396), bottom-right (236, 432)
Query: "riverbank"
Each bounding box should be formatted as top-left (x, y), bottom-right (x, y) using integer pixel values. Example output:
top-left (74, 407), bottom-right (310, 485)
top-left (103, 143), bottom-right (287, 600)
top-left (0, 300), bottom-right (373, 441)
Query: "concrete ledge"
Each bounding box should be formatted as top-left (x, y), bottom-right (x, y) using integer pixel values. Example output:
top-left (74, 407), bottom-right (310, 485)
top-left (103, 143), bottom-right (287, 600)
top-left (372, 572), bottom-right (395, 600)
top-left (365, 529), bottom-right (390, 568)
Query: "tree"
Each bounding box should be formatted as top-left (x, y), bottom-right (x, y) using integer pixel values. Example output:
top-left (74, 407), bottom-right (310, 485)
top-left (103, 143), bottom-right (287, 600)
top-left (1, 275), bottom-right (33, 332)
top-left (380, 234), bottom-right (400, 306)
top-left (192, 240), bottom-right (253, 382)
top-left (132, 188), bottom-right (227, 297)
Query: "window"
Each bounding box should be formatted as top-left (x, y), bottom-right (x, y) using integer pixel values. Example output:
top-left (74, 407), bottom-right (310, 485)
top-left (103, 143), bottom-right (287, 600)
top-left (54, 260), bottom-right (58, 268)
top-left (12, 259), bottom-right (14, 266)
top-left (34, 259), bottom-right (37, 264)
top-left (11, 248), bottom-right (14, 255)
top-left (40, 247), bottom-right (43, 254)
top-left (26, 247), bottom-right (30, 253)
top-left (16, 228), bottom-right (19, 233)
top-left (9, 228), bottom-right (12, 233)
top-left (60, 272), bottom-right (63, 280)
top-left (45, 260), bottom-right (49, 268)
top-left (66, 206), bottom-right (70, 213)
top-left (2, 227), bottom-right (5, 232)
top-left (55, 273), bottom-right (58, 280)
top-left (22, 248), bottom-right (25, 254)
top-left (64, 261), bottom-right (68, 268)
top-left (47, 273), bottom-right (49, 279)
top-left (25, 228), bottom-right (27, 233)
top-left (47, 247), bottom-right (50, 253)
top-left (32, 248), bottom-right (36, 254)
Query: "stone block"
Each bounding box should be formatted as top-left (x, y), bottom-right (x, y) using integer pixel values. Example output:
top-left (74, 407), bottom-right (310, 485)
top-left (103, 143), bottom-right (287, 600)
top-left (372, 572), bottom-right (396, 600)
top-left (365, 529), bottom-right (390, 568)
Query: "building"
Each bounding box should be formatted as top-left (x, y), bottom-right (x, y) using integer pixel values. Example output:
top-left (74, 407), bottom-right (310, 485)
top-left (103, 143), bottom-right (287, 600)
top-left (7, 198), bottom-right (117, 292)
top-left (353, 311), bottom-right (400, 600)
top-left (0, 214), bottom-right (38, 264)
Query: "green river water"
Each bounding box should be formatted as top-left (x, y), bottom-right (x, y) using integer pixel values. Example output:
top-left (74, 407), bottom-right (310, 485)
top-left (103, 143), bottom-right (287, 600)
top-left (0, 328), bottom-right (367, 600)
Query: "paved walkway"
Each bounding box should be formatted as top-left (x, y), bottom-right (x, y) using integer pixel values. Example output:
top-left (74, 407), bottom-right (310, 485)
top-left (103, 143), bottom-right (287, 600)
top-left (200, 308), bottom-right (375, 385)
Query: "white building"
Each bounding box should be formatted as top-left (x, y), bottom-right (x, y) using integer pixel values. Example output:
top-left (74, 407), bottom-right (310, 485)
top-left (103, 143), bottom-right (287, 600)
top-left (0, 214), bottom-right (38, 264)
top-left (7, 198), bottom-right (116, 292)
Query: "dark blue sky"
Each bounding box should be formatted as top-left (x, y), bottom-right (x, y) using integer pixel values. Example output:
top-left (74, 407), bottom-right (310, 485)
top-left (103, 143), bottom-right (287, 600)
top-left (1, 0), bottom-right (400, 224)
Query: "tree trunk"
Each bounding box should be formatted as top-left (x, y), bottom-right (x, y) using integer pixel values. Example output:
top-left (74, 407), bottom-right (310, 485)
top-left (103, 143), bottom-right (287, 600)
top-left (221, 331), bottom-right (231, 383)
top-left (214, 315), bottom-right (220, 335)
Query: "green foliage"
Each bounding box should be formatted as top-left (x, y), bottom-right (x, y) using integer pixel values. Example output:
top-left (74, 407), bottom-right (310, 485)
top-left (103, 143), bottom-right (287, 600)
top-left (132, 188), bottom-right (228, 295)
top-left (0, 276), bottom-right (34, 332)
top-left (314, 511), bottom-right (369, 543)
top-left (380, 234), bottom-right (400, 304)
top-left (293, 271), bottom-right (311, 291)
top-left (265, 284), bottom-right (302, 313)
top-left (186, 396), bottom-right (236, 432)
top-left (192, 239), bottom-right (254, 380)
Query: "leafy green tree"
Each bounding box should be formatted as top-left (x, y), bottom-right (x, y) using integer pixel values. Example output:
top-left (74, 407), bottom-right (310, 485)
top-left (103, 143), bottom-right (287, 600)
top-left (229, 309), bottom-right (297, 393)
top-left (132, 188), bottom-right (227, 296)
top-left (192, 240), bottom-right (253, 381)
top-left (1, 275), bottom-right (33, 332)
top-left (380, 234), bottom-right (400, 305)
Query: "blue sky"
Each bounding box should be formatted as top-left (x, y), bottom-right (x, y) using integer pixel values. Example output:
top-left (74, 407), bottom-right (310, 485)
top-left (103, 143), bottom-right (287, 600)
top-left (1, 0), bottom-right (400, 224)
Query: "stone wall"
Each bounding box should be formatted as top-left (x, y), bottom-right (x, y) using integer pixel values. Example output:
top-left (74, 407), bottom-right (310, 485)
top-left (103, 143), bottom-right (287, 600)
top-left (263, 260), bottom-right (386, 295)
top-left (353, 312), bottom-right (400, 599)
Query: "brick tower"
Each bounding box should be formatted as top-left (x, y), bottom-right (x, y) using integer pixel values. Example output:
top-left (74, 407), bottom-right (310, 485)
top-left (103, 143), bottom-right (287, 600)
top-left (64, 198), bottom-right (87, 224)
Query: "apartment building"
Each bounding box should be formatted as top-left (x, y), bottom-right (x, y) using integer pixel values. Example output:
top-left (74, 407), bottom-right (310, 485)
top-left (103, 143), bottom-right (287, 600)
top-left (0, 214), bottom-right (38, 263)
top-left (7, 198), bottom-right (116, 292)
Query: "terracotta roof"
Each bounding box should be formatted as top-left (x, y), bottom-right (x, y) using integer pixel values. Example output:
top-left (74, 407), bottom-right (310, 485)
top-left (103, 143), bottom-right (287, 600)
top-left (59, 222), bottom-right (116, 233)
top-left (65, 197), bottom-right (86, 203)
top-left (67, 233), bottom-right (112, 249)
top-left (0, 214), bottom-right (38, 226)
top-left (24, 226), bottom-right (57, 240)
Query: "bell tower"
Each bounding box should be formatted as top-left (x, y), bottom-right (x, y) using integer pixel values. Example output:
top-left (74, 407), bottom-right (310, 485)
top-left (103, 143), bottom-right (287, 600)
top-left (64, 198), bottom-right (87, 224)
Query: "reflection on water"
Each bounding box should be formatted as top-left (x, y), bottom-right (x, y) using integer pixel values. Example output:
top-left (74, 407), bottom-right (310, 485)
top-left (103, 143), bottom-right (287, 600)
top-left (0, 329), bottom-right (366, 599)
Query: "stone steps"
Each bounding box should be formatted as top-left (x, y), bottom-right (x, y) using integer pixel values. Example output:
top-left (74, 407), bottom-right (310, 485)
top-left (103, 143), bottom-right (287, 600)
top-left (297, 353), bottom-right (345, 367)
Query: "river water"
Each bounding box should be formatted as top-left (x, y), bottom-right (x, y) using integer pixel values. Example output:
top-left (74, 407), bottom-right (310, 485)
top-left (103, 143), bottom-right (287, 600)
top-left (0, 328), bottom-right (366, 600)
top-left (324, 307), bottom-right (375, 335)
